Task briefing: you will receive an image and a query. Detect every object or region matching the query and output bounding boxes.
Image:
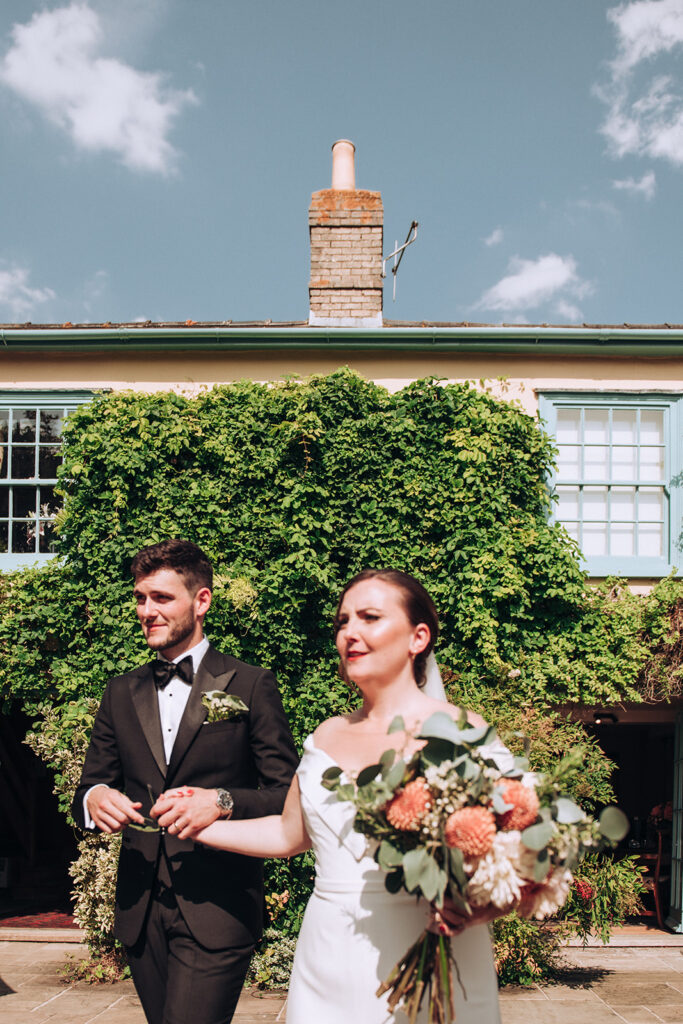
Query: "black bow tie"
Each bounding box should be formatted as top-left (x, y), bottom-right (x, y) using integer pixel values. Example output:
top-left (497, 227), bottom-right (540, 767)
top-left (152, 655), bottom-right (193, 689)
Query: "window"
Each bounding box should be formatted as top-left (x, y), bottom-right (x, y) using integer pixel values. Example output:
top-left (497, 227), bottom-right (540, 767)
top-left (538, 393), bottom-right (682, 576)
top-left (0, 393), bottom-right (92, 570)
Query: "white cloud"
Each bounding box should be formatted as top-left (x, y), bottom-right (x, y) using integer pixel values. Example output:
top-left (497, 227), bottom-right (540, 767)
top-left (0, 266), bottom-right (56, 320)
top-left (612, 169), bottom-right (657, 197)
top-left (483, 227), bottom-right (503, 247)
top-left (598, 0), bottom-right (683, 167)
top-left (475, 254), bottom-right (591, 320)
top-left (0, 3), bottom-right (197, 175)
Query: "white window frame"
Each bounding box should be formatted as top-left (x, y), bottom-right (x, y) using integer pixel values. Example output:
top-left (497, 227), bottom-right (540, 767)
top-left (538, 391), bottom-right (682, 577)
top-left (0, 392), bottom-right (93, 570)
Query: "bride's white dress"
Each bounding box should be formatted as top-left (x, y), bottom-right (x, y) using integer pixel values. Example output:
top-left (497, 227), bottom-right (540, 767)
top-left (286, 736), bottom-right (501, 1024)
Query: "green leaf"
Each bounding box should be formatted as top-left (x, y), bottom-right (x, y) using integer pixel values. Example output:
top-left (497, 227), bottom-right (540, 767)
top-left (534, 848), bottom-right (550, 882)
top-left (521, 821), bottom-right (555, 851)
top-left (599, 806), bottom-right (630, 842)
top-left (378, 840), bottom-right (404, 870)
top-left (379, 748), bottom-right (396, 773)
top-left (384, 761), bottom-right (407, 791)
top-left (448, 845), bottom-right (467, 889)
top-left (336, 783), bottom-right (355, 802)
top-left (402, 847), bottom-right (431, 892)
top-left (554, 797), bottom-right (585, 825)
top-left (321, 766), bottom-right (343, 790)
top-left (420, 737), bottom-right (456, 765)
top-left (388, 716), bottom-right (405, 734)
top-left (356, 763), bottom-right (382, 787)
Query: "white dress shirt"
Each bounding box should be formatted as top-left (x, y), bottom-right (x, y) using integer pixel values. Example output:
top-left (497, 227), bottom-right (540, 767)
top-left (83, 636), bottom-right (211, 828)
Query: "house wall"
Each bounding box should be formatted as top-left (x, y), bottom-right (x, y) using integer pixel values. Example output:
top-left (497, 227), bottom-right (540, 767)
top-left (3, 350), bottom-right (683, 417)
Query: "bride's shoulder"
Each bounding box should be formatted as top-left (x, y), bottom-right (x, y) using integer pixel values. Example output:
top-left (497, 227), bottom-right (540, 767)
top-left (425, 699), bottom-right (487, 729)
top-left (311, 716), bottom-right (349, 744)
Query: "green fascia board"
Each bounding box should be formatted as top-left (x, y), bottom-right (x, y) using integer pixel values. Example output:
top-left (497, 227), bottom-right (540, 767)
top-left (3, 324), bottom-right (683, 356)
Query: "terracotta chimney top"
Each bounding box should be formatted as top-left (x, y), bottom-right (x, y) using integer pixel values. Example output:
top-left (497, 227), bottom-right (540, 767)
top-left (331, 139), bottom-right (355, 190)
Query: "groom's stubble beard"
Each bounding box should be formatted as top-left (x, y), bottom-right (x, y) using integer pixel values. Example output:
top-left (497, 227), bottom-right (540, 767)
top-left (143, 607), bottom-right (197, 654)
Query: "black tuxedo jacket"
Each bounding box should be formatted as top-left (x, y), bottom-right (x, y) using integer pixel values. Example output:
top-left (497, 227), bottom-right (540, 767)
top-left (72, 646), bottom-right (299, 950)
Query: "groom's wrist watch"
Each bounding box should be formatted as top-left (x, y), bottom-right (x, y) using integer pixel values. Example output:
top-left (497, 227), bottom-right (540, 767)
top-left (215, 788), bottom-right (234, 819)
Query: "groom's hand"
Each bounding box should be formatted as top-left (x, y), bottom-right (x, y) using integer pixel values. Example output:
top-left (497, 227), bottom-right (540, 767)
top-left (151, 788), bottom-right (221, 840)
top-left (86, 787), bottom-right (144, 834)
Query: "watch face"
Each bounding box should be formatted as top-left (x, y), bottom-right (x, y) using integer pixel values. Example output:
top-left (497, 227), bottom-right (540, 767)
top-left (216, 789), bottom-right (233, 812)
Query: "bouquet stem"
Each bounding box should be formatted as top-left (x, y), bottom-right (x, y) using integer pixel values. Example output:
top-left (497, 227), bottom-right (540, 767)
top-left (377, 929), bottom-right (457, 1023)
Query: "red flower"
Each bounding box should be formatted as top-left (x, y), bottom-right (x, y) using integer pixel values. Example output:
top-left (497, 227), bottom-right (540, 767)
top-left (385, 779), bottom-right (433, 831)
top-left (574, 879), bottom-right (595, 902)
top-left (444, 806), bottom-right (497, 856)
top-left (497, 780), bottom-right (539, 832)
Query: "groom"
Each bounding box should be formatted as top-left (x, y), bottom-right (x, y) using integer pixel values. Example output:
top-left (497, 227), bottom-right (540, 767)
top-left (72, 539), bottom-right (299, 1024)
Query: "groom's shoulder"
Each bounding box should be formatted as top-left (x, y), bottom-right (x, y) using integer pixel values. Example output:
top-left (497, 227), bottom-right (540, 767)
top-left (202, 645), bottom-right (274, 683)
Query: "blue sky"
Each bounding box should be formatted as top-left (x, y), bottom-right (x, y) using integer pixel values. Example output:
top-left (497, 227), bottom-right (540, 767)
top-left (0, 0), bottom-right (681, 326)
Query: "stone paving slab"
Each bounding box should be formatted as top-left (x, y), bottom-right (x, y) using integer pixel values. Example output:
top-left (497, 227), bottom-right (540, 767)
top-left (4, 940), bottom-right (683, 1022)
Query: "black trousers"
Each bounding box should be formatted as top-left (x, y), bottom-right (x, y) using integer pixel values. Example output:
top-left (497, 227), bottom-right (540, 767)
top-left (125, 883), bottom-right (255, 1024)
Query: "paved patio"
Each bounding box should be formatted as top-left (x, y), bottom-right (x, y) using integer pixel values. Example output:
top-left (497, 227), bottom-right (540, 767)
top-left (3, 939), bottom-right (683, 1023)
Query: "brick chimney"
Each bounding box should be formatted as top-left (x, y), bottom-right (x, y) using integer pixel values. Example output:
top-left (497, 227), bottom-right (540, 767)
top-left (308, 140), bottom-right (383, 326)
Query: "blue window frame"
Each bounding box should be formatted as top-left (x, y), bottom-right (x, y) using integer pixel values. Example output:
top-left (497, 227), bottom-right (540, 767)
top-left (538, 392), bottom-right (682, 577)
top-left (0, 392), bottom-right (93, 570)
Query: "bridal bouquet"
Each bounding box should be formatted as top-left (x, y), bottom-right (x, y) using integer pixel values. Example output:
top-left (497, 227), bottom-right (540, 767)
top-left (322, 712), bottom-right (628, 1024)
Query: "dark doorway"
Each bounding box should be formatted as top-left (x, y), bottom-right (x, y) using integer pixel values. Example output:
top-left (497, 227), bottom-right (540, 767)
top-left (0, 709), bottom-right (77, 922)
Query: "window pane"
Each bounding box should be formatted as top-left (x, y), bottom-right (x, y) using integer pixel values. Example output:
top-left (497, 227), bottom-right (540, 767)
top-left (14, 486), bottom-right (37, 519)
top-left (556, 485), bottom-right (579, 519)
top-left (612, 446), bottom-right (636, 478)
top-left (583, 523), bottom-right (609, 556)
top-left (12, 521), bottom-right (36, 553)
top-left (611, 524), bottom-right (635, 557)
top-left (639, 487), bottom-right (664, 523)
top-left (557, 445), bottom-right (580, 477)
top-left (563, 522), bottom-right (580, 543)
top-left (612, 409), bottom-right (637, 445)
top-left (556, 408), bottom-right (581, 444)
top-left (38, 446), bottom-right (60, 479)
top-left (0, 410), bottom-right (8, 444)
top-left (39, 410), bottom-right (63, 442)
top-left (584, 446), bottom-right (609, 480)
top-left (38, 519), bottom-right (57, 554)
top-left (0, 523), bottom-right (7, 552)
top-left (584, 409), bottom-right (609, 444)
top-left (611, 486), bottom-right (636, 522)
top-left (12, 409), bottom-right (36, 442)
top-left (0, 488), bottom-right (7, 517)
top-left (38, 484), bottom-right (60, 517)
top-left (583, 486), bottom-right (608, 521)
top-left (640, 409), bottom-right (664, 445)
top-left (0, 447), bottom-right (7, 479)
top-left (639, 524), bottom-right (663, 557)
top-left (639, 446), bottom-right (665, 482)
top-left (11, 447), bottom-right (35, 478)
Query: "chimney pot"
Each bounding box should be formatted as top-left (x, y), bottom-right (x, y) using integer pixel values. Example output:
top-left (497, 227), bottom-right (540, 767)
top-left (331, 139), bottom-right (355, 190)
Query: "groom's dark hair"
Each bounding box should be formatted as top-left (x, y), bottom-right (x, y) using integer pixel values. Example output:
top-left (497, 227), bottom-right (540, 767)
top-left (130, 539), bottom-right (213, 593)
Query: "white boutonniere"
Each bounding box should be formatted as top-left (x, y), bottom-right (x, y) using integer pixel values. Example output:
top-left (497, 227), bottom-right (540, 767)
top-left (201, 690), bottom-right (249, 723)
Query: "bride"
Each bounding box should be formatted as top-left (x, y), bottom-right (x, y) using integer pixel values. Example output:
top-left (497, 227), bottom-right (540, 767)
top-left (179, 569), bottom-right (501, 1023)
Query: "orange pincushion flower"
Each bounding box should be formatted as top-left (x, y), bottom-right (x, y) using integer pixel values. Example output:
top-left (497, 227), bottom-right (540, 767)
top-left (497, 780), bottom-right (539, 832)
top-left (444, 806), bottom-right (496, 856)
top-left (385, 779), bottom-right (433, 831)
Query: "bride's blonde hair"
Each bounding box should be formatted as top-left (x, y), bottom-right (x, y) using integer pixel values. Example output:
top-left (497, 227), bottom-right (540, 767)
top-left (334, 569), bottom-right (439, 687)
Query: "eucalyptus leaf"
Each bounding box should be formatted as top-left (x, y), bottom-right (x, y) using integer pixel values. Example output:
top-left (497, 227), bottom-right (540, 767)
top-left (385, 869), bottom-right (404, 894)
top-left (321, 766), bottom-right (343, 790)
top-left (492, 788), bottom-right (514, 814)
top-left (356, 763), bottom-right (382, 787)
top-left (554, 797), bottom-right (585, 825)
top-left (378, 840), bottom-right (404, 870)
top-left (402, 847), bottom-right (431, 892)
top-left (384, 761), bottom-right (407, 791)
top-left (379, 749), bottom-right (396, 773)
top-left (448, 845), bottom-right (467, 888)
top-left (521, 821), bottom-right (555, 851)
top-left (599, 806), bottom-right (630, 842)
top-left (420, 737), bottom-right (456, 765)
top-left (534, 848), bottom-right (550, 882)
top-left (336, 783), bottom-right (355, 802)
top-left (388, 716), bottom-right (405, 734)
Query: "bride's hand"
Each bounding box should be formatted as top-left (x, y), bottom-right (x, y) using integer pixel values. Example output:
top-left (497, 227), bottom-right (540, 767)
top-left (428, 897), bottom-right (502, 936)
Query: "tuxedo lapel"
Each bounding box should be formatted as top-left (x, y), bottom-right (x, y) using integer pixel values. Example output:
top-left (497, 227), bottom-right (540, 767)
top-left (166, 646), bottom-right (237, 781)
top-left (129, 667), bottom-right (167, 780)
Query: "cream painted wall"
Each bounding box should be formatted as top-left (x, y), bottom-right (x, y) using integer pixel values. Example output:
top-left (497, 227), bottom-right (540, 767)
top-left (3, 351), bottom-right (683, 415)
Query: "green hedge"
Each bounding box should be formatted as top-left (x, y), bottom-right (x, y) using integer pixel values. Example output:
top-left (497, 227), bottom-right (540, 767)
top-left (0, 370), bottom-right (676, 975)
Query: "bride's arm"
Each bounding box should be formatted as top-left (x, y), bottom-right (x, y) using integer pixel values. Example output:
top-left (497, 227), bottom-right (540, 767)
top-left (193, 775), bottom-right (311, 857)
